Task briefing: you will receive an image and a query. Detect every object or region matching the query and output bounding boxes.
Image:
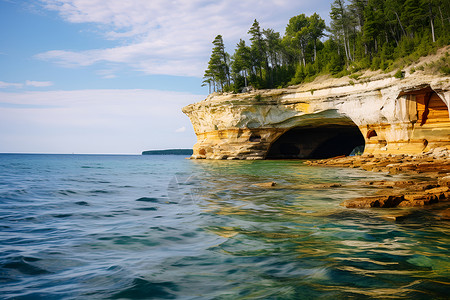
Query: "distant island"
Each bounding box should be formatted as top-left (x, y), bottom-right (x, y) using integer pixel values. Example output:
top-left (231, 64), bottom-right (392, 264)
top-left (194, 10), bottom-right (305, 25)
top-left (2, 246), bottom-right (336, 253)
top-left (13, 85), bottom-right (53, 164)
top-left (142, 149), bottom-right (193, 155)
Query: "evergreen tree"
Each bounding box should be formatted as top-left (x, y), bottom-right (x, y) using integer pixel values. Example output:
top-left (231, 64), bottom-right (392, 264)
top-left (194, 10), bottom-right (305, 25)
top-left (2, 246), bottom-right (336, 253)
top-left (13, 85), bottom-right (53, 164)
top-left (330, 0), bottom-right (353, 62)
top-left (401, 0), bottom-right (427, 37)
top-left (204, 35), bottom-right (230, 92)
top-left (307, 13), bottom-right (326, 63)
top-left (202, 1), bottom-right (449, 93)
top-left (284, 14), bottom-right (310, 66)
top-left (248, 20), bottom-right (267, 83)
top-left (231, 39), bottom-right (252, 88)
top-left (263, 28), bottom-right (283, 87)
top-left (363, 0), bottom-right (385, 54)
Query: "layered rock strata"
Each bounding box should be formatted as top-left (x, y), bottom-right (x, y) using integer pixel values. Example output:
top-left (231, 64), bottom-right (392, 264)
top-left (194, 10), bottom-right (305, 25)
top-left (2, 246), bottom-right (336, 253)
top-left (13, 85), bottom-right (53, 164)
top-left (183, 72), bottom-right (450, 160)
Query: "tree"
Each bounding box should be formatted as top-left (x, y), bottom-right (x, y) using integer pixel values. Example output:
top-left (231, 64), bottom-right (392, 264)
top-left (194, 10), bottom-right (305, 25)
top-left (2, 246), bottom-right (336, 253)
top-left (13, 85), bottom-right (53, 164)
top-left (330, 0), bottom-right (353, 62)
top-left (248, 19), bottom-right (267, 82)
top-left (202, 1), bottom-right (449, 93)
top-left (231, 39), bottom-right (252, 87)
top-left (263, 28), bottom-right (283, 87)
top-left (348, 0), bottom-right (368, 30)
top-left (307, 13), bottom-right (326, 62)
top-left (284, 14), bottom-right (310, 66)
top-left (203, 35), bottom-right (230, 92)
top-left (385, 0), bottom-right (407, 45)
top-left (363, 0), bottom-right (385, 54)
top-left (401, 0), bottom-right (427, 37)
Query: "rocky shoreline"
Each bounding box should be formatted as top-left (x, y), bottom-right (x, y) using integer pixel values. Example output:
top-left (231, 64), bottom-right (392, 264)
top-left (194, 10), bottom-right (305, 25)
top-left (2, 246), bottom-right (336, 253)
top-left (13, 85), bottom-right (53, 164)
top-left (305, 147), bottom-right (450, 218)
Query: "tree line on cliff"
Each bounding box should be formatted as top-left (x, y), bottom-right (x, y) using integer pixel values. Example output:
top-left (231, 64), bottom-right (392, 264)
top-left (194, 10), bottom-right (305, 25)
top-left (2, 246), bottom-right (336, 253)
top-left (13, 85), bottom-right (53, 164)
top-left (203, 0), bottom-right (450, 93)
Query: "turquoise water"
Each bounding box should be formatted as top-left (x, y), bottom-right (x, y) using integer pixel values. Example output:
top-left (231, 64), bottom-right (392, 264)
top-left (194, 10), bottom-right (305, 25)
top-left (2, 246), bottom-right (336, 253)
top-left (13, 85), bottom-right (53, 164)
top-left (0, 154), bottom-right (449, 299)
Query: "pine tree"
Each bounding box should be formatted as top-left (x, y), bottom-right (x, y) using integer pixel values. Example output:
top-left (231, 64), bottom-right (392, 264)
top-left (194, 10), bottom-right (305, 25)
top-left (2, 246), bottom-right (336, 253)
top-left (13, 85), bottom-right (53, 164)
top-left (204, 35), bottom-right (230, 92)
top-left (330, 0), bottom-right (353, 62)
top-left (248, 20), bottom-right (267, 83)
top-left (231, 39), bottom-right (252, 88)
top-left (402, 0), bottom-right (427, 37)
top-left (307, 13), bottom-right (326, 63)
top-left (284, 14), bottom-right (310, 66)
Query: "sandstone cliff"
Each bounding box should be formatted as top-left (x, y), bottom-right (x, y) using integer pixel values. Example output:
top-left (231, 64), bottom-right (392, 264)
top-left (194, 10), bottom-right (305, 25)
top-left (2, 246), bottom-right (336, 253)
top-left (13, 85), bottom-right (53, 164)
top-left (183, 61), bottom-right (450, 160)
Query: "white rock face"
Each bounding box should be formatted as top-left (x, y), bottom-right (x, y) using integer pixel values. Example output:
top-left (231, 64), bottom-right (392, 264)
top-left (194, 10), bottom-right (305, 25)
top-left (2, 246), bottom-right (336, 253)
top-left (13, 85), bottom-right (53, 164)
top-left (183, 73), bottom-right (450, 159)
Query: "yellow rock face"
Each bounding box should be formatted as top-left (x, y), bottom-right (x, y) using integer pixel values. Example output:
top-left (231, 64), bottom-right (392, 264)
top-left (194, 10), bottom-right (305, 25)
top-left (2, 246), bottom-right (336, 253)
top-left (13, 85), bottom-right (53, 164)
top-left (183, 73), bottom-right (450, 160)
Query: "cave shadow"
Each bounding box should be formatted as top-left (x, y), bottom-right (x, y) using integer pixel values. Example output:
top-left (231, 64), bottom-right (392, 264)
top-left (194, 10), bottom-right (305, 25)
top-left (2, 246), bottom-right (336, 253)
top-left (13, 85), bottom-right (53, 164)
top-left (266, 124), bottom-right (365, 159)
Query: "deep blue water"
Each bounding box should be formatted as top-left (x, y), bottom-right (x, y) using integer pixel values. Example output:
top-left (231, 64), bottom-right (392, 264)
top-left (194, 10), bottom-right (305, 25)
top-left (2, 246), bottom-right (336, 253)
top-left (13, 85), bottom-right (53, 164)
top-left (0, 154), bottom-right (449, 299)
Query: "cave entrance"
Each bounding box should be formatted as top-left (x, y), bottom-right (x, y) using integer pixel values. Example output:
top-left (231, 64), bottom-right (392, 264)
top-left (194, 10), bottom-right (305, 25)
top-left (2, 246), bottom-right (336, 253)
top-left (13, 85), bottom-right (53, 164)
top-left (266, 124), bottom-right (365, 159)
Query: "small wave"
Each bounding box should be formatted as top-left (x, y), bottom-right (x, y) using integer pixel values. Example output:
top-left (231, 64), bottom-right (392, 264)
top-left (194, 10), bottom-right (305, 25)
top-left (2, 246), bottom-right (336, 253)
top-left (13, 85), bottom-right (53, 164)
top-left (89, 190), bottom-right (113, 195)
top-left (52, 213), bottom-right (72, 218)
top-left (100, 236), bottom-right (160, 247)
top-left (75, 201), bottom-right (90, 206)
top-left (58, 190), bottom-right (78, 196)
top-left (2, 256), bottom-right (51, 276)
top-left (81, 165), bottom-right (105, 169)
top-left (111, 278), bottom-right (178, 299)
top-left (136, 197), bottom-right (160, 203)
top-left (136, 207), bottom-right (158, 211)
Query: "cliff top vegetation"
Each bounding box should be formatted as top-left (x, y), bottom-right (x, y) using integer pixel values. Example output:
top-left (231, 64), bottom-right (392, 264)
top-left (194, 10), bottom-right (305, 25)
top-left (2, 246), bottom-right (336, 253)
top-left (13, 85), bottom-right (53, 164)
top-left (203, 0), bottom-right (449, 94)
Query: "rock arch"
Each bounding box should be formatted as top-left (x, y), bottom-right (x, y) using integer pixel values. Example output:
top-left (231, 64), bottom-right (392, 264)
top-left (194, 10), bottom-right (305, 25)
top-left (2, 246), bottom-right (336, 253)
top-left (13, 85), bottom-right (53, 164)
top-left (266, 120), bottom-right (365, 159)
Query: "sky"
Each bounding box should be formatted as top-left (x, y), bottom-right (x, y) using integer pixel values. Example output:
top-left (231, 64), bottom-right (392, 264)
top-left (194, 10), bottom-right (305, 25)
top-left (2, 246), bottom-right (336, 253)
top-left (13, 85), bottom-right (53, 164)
top-left (0, 0), bottom-right (333, 154)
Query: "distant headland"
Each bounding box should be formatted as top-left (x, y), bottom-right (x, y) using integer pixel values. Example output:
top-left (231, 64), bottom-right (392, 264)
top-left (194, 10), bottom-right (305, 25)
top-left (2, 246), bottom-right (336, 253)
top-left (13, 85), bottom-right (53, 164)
top-left (142, 149), bottom-right (193, 155)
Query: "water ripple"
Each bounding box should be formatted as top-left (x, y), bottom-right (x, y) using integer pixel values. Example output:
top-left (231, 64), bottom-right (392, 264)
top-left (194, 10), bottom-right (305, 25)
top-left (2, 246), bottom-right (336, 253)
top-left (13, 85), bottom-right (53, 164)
top-left (0, 154), bottom-right (448, 299)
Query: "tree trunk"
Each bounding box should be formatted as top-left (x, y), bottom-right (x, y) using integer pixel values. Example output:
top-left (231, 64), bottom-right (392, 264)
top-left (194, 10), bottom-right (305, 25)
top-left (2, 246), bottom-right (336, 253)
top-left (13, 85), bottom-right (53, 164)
top-left (429, 3), bottom-right (436, 42)
top-left (313, 40), bottom-right (317, 62)
top-left (394, 11), bottom-right (407, 37)
top-left (244, 70), bottom-right (248, 87)
top-left (347, 37), bottom-right (352, 61)
top-left (343, 34), bottom-right (350, 63)
top-left (431, 18), bottom-right (436, 42)
top-left (438, 6), bottom-right (445, 27)
top-left (300, 47), bottom-right (305, 67)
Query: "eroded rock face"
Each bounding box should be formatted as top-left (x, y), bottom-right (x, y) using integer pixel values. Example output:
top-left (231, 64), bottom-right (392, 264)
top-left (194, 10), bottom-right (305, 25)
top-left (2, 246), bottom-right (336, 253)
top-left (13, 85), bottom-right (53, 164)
top-left (183, 73), bottom-right (450, 160)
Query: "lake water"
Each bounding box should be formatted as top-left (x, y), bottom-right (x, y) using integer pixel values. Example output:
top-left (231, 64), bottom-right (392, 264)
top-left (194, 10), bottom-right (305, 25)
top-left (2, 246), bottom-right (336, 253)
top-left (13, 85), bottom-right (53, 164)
top-left (0, 154), bottom-right (449, 299)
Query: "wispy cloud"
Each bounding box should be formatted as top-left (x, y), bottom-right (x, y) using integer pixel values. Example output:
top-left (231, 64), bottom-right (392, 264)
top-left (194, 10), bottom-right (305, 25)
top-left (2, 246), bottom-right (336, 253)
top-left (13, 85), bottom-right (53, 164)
top-left (26, 80), bottom-right (53, 87)
top-left (0, 80), bottom-right (54, 89)
top-left (35, 0), bottom-right (332, 77)
top-left (0, 81), bottom-right (23, 89)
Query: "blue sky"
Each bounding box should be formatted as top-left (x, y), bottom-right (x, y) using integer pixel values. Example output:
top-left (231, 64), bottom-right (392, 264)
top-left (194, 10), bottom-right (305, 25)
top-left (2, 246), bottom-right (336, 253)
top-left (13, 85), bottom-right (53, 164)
top-left (0, 0), bottom-right (333, 154)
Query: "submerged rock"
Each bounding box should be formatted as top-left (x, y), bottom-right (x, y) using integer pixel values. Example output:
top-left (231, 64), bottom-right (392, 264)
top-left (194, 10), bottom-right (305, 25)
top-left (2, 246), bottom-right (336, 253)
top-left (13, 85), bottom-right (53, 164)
top-left (252, 181), bottom-right (277, 188)
top-left (342, 195), bottom-right (405, 208)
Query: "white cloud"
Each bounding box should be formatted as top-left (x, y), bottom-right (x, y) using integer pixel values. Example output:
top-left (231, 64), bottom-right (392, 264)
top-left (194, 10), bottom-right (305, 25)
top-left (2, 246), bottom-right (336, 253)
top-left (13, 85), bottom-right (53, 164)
top-left (0, 89), bottom-right (203, 153)
top-left (26, 80), bottom-right (53, 87)
top-left (36, 0), bottom-right (333, 77)
top-left (175, 126), bottom-right (186, 133)
top-left (0, 80), bottom-right (54, 89)
top-left (0, 81), bottom-right (23, 89)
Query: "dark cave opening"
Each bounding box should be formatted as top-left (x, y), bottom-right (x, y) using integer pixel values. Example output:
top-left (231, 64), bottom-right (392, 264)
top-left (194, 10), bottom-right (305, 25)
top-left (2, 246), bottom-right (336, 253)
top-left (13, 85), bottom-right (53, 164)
top-left (266, 124), bottom-right (365, 159)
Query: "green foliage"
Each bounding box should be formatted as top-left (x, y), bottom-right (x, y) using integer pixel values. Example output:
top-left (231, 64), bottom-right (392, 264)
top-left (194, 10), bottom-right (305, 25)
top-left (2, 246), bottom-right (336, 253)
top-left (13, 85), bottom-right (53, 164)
top-left (394, 70), bottom-right (405, 78)
top-left (349, 73), bottom-right (361, 80)
top-left (203, 0), bottom-right (450, 93)
top-left (425, 53), bottom-right (450, 75)
top-left (203, 35), bottom-right (231, 93)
